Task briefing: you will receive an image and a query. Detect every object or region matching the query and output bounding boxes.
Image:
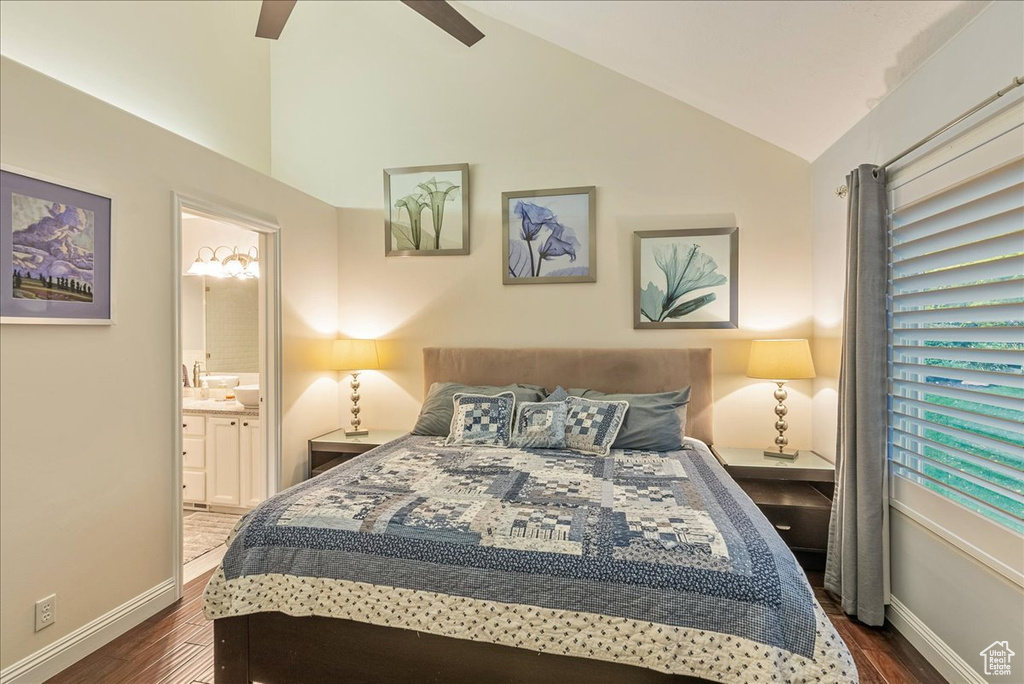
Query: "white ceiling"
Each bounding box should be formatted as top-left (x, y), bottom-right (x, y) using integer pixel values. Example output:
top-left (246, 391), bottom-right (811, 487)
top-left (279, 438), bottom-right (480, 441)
top-left (460, 0), bottom-right (992, 161)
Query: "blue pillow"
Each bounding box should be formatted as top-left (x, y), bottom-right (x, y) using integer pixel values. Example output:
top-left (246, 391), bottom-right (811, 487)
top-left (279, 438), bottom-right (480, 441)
top-left (563, 396), bottom-right (629, 456)
top-left (543, 386), bottom-right (569, 403)
top-left (568, 387), bottom-right (690, 451)
top-left (511, 400), bottom-right (568, 449)
top-left (446, 392), bottom-right (516, 447)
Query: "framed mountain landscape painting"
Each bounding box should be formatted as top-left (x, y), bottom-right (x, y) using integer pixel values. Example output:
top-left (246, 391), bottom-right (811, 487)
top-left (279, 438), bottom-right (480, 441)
top-left (1, 168), bottom-right (112, 325)
top-left (633, 226), bottom-right (738, 329)
top-left (384, 163), bottom-right (469, 256)
top-left (503, 186), bottom-right (596, 284)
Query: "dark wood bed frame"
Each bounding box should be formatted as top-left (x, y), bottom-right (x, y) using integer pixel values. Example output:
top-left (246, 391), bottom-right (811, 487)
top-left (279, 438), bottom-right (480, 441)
top-left (214, 348), bottom-right (717, 683)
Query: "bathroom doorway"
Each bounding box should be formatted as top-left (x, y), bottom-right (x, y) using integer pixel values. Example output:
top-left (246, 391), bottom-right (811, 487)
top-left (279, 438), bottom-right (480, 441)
top-left (171, 194), bottom-right (282, 593)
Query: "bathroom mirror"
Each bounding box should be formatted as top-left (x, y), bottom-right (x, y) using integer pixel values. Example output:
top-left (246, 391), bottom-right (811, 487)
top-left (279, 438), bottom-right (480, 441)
top-left (205, 278), bottom-right (258, 373)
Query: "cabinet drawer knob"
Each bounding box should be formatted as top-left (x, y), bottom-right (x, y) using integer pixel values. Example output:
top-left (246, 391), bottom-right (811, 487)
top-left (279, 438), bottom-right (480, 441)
top-left (182, 451), bottom-right (187, 456)
top-left (230, 421), bottom-right (236, 426)
top-left (243, 422), bottom-right (249, 427)
top-left (182, 423), bottom-right (187, 428)
top-left (775, 524), bottom-right (792, 531)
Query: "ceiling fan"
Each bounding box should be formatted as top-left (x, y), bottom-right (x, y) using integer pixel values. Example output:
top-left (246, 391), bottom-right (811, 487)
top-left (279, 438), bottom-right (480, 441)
top-left (255, 0), bottom-right (484, 47)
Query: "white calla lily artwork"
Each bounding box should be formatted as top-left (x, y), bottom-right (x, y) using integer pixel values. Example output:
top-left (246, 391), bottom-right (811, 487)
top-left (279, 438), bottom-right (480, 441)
top-left (384, 163), bottom-right (469, 256)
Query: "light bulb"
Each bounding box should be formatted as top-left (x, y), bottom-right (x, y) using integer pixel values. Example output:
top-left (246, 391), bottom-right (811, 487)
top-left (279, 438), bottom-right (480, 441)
top-left (223, 257), bottom-right (244, 277)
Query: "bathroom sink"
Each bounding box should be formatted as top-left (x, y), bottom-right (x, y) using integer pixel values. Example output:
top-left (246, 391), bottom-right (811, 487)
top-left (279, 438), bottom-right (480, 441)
top-left (235, 385), bottom-right (260, 408)
top-left (204, 375), bottom-right (239, 389)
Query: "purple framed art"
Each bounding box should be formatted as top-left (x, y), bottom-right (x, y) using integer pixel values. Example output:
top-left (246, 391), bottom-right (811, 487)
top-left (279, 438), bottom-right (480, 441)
top-left (1, 168), bottom-right (112, 324)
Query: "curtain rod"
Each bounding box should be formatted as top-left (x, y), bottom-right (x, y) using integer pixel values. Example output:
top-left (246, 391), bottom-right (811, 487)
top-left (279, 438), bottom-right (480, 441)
top-left (835, 74), bottom-right (1024, 198)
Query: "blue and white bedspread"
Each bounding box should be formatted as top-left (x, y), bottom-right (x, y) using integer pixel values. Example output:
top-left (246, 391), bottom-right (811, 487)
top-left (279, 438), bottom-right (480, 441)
top-left (203, 435), bottom-right (856, 683)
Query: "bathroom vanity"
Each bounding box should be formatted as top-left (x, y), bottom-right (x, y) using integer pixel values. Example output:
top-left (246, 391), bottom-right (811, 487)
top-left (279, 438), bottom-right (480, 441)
top-left (182, 398), bottom-right (264, 509)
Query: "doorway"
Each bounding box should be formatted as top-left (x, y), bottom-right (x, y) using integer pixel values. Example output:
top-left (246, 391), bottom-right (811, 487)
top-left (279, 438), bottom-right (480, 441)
top-left (171, 193), bottom-right (282, 594)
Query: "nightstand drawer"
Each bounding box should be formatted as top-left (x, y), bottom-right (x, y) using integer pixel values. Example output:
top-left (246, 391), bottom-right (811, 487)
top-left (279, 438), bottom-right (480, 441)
top-left (310, 454), bottom-right (358, 477)
top-left (758, 504), bottom-right (830, 551)
top-left (307, 429), bottom-right (408, 481)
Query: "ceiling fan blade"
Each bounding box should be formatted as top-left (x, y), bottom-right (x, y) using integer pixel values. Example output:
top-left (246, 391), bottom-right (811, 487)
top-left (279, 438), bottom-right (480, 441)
top-left (401, 1), bottom-right (484, 47)
top-left (255, 0), bottom-right (297, 40)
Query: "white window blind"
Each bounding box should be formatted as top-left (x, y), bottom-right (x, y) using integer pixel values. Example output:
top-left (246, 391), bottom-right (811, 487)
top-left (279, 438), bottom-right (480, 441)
top-left (886, 99), bottom-right (1024, 551)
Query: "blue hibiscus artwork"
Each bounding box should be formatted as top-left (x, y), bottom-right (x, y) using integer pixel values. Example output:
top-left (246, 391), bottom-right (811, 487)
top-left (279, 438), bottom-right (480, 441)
top-left (507, 192), bottom-right (590, 280)
top-left (639, 242), bottom-right (727, 322)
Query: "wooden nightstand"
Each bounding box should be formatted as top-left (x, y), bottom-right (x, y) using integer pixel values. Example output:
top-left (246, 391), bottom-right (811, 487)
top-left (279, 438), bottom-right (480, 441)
top-left (711, 446), bottom-right (835, 569)
top-left (307, 429), bottom-right (407, 479)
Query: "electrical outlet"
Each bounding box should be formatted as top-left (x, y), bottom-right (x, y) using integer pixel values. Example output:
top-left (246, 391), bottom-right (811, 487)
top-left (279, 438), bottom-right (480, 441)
top-left (35, 594), bottom-right (56, 631)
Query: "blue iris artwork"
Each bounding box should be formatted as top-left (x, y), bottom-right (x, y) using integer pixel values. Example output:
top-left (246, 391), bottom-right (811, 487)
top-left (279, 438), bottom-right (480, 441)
top-left (507, 191), bottom-right (591, 281)
top-left (639, 242), bottom-right (727, 322)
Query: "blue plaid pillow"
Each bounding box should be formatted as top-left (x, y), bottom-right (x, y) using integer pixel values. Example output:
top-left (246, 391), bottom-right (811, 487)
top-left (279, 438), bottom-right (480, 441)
top-left (563, 396), bottom-right (629, 456)
top-left (446, 391), bottom-right (516, 447)
top-left (511, 400), bottom-right (568, 449)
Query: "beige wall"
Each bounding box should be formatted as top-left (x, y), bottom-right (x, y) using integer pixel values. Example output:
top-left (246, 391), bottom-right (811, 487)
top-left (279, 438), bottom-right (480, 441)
top-left (810, 2), bottom-right (1024, 678)
top-left (0, 57), bottom-right (339, 670)
top-left (270, 2), bottom-right (814, 447)
top-left (0, 0), bottom-right (271, 173)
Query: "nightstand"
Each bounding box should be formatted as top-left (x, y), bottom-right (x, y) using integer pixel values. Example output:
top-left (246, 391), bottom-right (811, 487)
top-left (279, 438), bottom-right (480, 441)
top-left (711, 446), bottom-right (835, 568)
top-left (307, 429), bottom-right (407, 479)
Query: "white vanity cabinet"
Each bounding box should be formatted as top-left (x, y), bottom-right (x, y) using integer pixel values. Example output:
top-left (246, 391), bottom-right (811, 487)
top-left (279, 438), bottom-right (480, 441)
top-left (182, 412), bottom-right (263, 509)
top-left (207, 416), bottom-right (242, 506)
top-left (239, 419), bottom-right (265, 507)
top-left (182, 415), bottom-right (206, 503)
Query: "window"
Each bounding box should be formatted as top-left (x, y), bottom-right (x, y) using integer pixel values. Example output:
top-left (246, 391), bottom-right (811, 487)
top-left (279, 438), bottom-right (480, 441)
top-left (886, 97), bottom-right (1024, 580)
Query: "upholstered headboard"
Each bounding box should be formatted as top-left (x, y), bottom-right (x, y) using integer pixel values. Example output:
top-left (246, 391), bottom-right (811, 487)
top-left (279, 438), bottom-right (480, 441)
top-left (423, 347), bottom-right (714, 445)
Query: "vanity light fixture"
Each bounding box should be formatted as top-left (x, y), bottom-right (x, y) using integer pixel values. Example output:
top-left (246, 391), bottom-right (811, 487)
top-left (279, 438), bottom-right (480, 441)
top-left (185, 246), bottom-right (260, 279)
top-left (186, 246), bottom-right (219, 276)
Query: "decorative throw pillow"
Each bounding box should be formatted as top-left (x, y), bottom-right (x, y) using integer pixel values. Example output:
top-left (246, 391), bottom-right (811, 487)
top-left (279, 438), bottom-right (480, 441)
top-left (413, 382), bottom-right (546, 436)
top-left (511, 400), bottom-right (568, 449)
top-left (568, 387), bottom-right (691, 451)
top-left (563, 396), bottom-right (629, 456)
top-left (542, 386), bottom-right (569, 403)
top-left (445, 391), bottom-right (516, 447)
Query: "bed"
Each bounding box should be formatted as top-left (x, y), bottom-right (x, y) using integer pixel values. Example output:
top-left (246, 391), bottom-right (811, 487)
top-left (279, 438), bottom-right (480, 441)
top-left (204, 347), bottom-right (856, 683)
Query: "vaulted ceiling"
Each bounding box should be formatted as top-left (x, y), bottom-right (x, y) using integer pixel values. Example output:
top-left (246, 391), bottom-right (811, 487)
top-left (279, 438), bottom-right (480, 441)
top-left (460, 0), bottom-right (991, 161)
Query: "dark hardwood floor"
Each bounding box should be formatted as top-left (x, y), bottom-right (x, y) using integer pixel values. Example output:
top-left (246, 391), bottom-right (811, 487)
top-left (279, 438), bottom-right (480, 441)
top-left (45, 569), bottom-right (216, 684)
top-left (805, 570), bottom-right (947, 684)
top-left (45, 568), bottom-right (947, 684)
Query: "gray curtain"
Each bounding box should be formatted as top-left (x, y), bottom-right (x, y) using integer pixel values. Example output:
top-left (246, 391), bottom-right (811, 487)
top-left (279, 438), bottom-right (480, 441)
top-left (825, 164), bottom-right (889, 626)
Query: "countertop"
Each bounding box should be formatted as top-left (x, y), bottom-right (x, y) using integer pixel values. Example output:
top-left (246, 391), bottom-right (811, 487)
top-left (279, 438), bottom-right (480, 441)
top-left (182, 397), bottom-right (259, 417)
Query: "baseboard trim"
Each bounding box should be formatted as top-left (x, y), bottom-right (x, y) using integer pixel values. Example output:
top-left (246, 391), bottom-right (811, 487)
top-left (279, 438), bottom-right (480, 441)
top-left (887, 596), bottom-right (985, 684)
top-left (0, 579), bottom-right (176, 684)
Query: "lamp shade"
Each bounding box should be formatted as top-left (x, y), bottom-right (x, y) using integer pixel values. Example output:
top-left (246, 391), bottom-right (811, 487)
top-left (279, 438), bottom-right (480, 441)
top-left (747, 339), bottom-right (816, 380)
top-left (185, 257), bottom-right (209, 276)
top-left (332, 339), bottom-right (380, 372)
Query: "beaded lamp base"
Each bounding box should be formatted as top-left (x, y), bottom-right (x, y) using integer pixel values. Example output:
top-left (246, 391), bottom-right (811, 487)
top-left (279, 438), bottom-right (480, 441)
top-left (345, 371), bottom-right (368, 436)
top-left (764, 381), bottom-right (797, 459)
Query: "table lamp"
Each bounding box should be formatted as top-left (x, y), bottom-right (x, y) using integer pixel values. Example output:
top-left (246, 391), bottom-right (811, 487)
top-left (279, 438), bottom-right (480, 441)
top-left (332, 339), bottom-right (380, 436)
top-left (747, 339), bottom-right (816, 458)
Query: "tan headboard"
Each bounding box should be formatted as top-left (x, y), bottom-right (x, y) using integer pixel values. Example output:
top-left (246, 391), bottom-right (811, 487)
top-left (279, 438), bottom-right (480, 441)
top-left (423, 347), bottom-right (714, 445)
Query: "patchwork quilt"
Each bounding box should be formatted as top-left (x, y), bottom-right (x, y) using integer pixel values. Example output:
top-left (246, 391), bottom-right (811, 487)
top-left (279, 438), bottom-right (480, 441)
top-left (203, 436), bottom-right (856, 683)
